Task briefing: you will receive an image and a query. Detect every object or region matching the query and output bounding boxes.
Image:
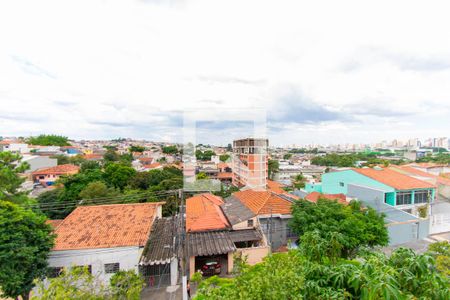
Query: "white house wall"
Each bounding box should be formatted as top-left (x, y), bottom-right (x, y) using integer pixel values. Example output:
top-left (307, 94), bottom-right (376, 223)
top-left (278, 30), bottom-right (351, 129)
top-left (49, 246), bottom-right (144, 283)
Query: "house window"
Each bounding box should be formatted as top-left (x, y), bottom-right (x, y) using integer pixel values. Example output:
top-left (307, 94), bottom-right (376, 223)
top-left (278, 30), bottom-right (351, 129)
top-left (247, 219), bottom-right (254, 227)
top-left (339, 182), bottom-right (344, 187)
top-left (414, 191), bottom-right (430, 204)
top-left (396, 192), bottom-right (412, 205)
top-left (104, 263), bottom-right (120, 274)
top-left (48, 267), bottom-right (63, 278)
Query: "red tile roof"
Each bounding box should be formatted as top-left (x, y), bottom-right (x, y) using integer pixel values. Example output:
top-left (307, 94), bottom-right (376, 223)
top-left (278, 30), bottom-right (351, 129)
top-left (305, 192), bottom-right (347, 204)
top-left (53, 202), bottom-right (164, 251)
top-left (83, 154), bottom-right (103, 160)
top-left (217, 162), bottom-right (229, 169)
top-left (32, 164), bottom-right (80, 175)
top-left (232, 190), bottom-right (293, 215)
top-left (266, 180), bottom-right (286, 194)
top-left (143, 162), bottom-right (162, 169)
top-left (390, 166), bottom-right (450, 186)
top-left (353, 168), bottom-right (435, 190)
top-left (186, 194), bottom-right (230, 232)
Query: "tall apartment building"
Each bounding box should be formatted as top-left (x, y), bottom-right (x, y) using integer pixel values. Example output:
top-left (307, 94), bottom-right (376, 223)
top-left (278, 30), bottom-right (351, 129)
top-left (232, 138), bottom-right (268, 190)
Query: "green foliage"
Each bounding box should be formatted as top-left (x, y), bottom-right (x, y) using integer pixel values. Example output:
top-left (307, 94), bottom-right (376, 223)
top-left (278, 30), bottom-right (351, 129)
top-left (162, 145), bottom-right (178, 154)
top-left (268, 159), bottom-right (279, 179)
top-left (51, 154), bottom-right (87, 166)
top-left (0, 201), bottom-right (55, 300)
top-left (36, 188), bottom-right (66, 219)
top-left (0, 152), bottom-right (29, 202)
top-left (428, 241), bottom-right (450, 277)
top-left (33, 267), bottom-right (144, 300)
top-left (80, 160), bottom-right (101, 172)
top-left (213, 185), bottom-right (239, 198)
top-left (79, 181), bottom-right (120, 204)
top-left (103, 163), bottom-right (136, 190)
top-left (195, 150), bottom-right (215, 161)
top-left (109, 270), bottom-right (144, 300)
top-left (417, 204), bottom-right (428, 218)
top-left (417, 153), bottom-right (450, 164)
top-left (289, 148), bottom-right (321, 154)
top-left (219, 154), bottom-right (230, 162)
top-left (196, 172), bottom-right (208, 180)
top-left (27, 134), bottom-right (70, 146)
top-left (103, 149), bottom-right (120, 163)
top-left (290, 199), bottom-right (388, 258)
top-left (33, 266), bottom-right (106, 300)
top-left (292, 173), bottom-right (305, 189)
top-left (311, 153), bottom-right (392, 167)
top-left (283, 153), bottom-right (292, 160)
top-left (195, 248), bottom-right (450, 300)
top-left (128, 145), bottom-right (146, 153)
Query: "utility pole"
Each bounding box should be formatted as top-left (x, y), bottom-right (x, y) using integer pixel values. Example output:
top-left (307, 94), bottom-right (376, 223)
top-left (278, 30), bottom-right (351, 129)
top-left (180, 189), bottom-right (188, 300)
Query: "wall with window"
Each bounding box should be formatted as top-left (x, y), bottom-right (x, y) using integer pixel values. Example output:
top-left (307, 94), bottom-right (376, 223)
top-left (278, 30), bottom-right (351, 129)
top-left (320, 170), bottom-right (394, 195)
top-left (394, 189), bottom-right (435, 206)
top-left (48, 246), bottom-right (142, 283)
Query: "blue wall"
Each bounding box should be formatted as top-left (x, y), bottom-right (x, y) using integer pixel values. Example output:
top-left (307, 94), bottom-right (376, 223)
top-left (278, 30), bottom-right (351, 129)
top-left (321, 170), bottom-right (394, 194)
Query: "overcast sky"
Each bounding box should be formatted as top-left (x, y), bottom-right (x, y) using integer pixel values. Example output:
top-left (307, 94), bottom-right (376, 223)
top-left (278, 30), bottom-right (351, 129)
top-left (1, 0), bottom-right (449, 146)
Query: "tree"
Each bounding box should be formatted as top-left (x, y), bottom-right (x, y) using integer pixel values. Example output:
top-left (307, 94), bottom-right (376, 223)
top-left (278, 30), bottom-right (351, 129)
top-left (79, 181), bottom-right (120, 204)
top-left (268, 159), bottom-right (279, 180)
top-left (103, 163), bottom-right (136, 190)
top-left (80, 160), bottom-right (101, 172)
top-left (0, 201), bottom-right (55, 300)
top-left (290, 199), bottom-right (388, 258)
top-left (109, 270), bottom-right (144, 300)
top-left (27, 134), bottom-right (70, 146)
top-left (103, 149), bottom-right (120, 163)
top-left (162, 145), bottom-right (178, 154)
top-left (33, 266), bottom-right (107, 300)
top-left (36, 188), bottom-right (66, 219)
top-left (129, 145), bottom-right (146, 153)
top-left (428, 241), bottom-right (450, 277)
top-left (0, 152), bottom-right (29, 202)
top-left (195, 150), bottom-right (215, 161)
top-left (292, 174), bottom-right (305, 189)
top-left (196, 172), bottom-right (208, 180)
top-left (195, 248), bottom-right (450, 300)
top-left (219, 154), bottom-right (230, 162)
top-left (283, 153), bottom-right (292, 160)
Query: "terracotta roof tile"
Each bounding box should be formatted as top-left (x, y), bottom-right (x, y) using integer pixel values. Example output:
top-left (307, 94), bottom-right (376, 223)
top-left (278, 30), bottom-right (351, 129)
top-left (46, 219), bottom-right (64, 229)
top-left (353, 168), bottom-right (435, 190)
top-left (217, 172), bottom-right (233, 179)
top-left (232, 190), bottom-right (292, 215)
top-left (390, 166), bottom-right (450, 186)
top-left (53, 202), bottom-right (164, 250)
top-left (266, 180), bottom-right (286, 194)
top-left (305, 191), bottom-right (347, 204)
top-left (186, 194), bottom-right (230, 232)
top-left (32, 164), bottom-right (80, 175)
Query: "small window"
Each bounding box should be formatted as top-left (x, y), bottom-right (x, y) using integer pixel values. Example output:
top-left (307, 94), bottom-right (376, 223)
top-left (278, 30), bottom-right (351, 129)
top-left (247, 219), bottom-right (254, 227)
top-left (104, 263), bottom-right (120, 274)
top-left (339, 182), bottom-right (344, 187)
top-left (48, 267), bottom-right (63, 278)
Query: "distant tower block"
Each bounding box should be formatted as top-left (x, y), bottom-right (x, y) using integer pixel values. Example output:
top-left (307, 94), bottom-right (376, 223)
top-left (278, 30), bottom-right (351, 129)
top-left (232, 138), bottom-right (269, 190)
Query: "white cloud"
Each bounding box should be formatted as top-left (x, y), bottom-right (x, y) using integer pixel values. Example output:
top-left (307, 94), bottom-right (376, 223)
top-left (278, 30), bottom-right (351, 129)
top-left (0, 0), bottom-right (449, 145)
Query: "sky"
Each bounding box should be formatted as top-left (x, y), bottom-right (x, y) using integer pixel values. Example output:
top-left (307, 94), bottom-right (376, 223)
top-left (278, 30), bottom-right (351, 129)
top-left (0, 0), bottom-right (449, 146)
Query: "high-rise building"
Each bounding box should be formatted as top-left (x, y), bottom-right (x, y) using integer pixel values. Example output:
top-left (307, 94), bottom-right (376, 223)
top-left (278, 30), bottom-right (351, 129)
top-left (232, 138), bottom-right (268, 190)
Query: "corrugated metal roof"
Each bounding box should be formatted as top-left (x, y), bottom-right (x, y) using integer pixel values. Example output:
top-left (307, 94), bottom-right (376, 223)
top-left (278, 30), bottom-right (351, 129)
top-left (187, 231), bottom-right (235, 256)
top-left (140, 217), bottom-right (177, 265)
top-left (228, 229), bottom-right (262, 243)
top-left (221, 196), bottom-right (255, 225)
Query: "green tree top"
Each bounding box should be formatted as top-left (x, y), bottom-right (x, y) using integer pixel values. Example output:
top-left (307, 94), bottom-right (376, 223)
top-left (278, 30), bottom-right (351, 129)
top-left (0, 201), bottom-right (55, 300)
top-left (27, 134), bottom-right (70, 146)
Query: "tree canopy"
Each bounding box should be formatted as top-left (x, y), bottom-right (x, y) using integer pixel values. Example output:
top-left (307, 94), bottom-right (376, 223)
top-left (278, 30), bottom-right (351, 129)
top-left (162, 145), bottom-right (179, 154)
top-left (26, 134), bottom-right (70, 146)
top-left (0, 201), bottom-right (55, 300)
top-left (311, 153), bottom-right (399, 167)
top-left (195, 246), bottom-right (449, 300)
top-left (219, 154), bottom-right (230, 162)
top-left (195, 149), bottom-right (216, 161)
top-left (268, 159), bottom-right (279, 179)
top-left (290, 199), bottom-right (388, 258)
top-left (0, 152), bottom-right (29, 203)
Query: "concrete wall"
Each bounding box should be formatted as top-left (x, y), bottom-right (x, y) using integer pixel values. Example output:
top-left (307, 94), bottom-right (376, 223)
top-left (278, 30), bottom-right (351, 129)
top-left (258, 216), bottom-right (294, 250)
top-left (347, 184), bottom-right (430, 245)
top-left (236, 246), bottom-right (269, 265)
top-left (232, 217), bottom-right (258, 230)
top-left (22, 156), bottom-right (57, 173)
top-left (49, 246), bottom-right (142, 283)
top-left (321, 170), bottom-right (394, 195)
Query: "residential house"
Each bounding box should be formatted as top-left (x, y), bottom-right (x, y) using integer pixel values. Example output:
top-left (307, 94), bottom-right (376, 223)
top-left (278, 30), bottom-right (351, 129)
top-left (305, 167), bottom-right (436, 245)
top-left (0, 140), bottom-right (29, 153)
top-left (185, 194), bottom-right (269, 278)
top-left (409, 163), bottom-right (450, 176)
top-left (21, 155), bottom-right (58, 173)
top-left (47, 202), bottom-right (164, 283)
top-left (32, 164), bottom-right (80, 186)
top-left (230, 190), bottom-right (296, 250)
